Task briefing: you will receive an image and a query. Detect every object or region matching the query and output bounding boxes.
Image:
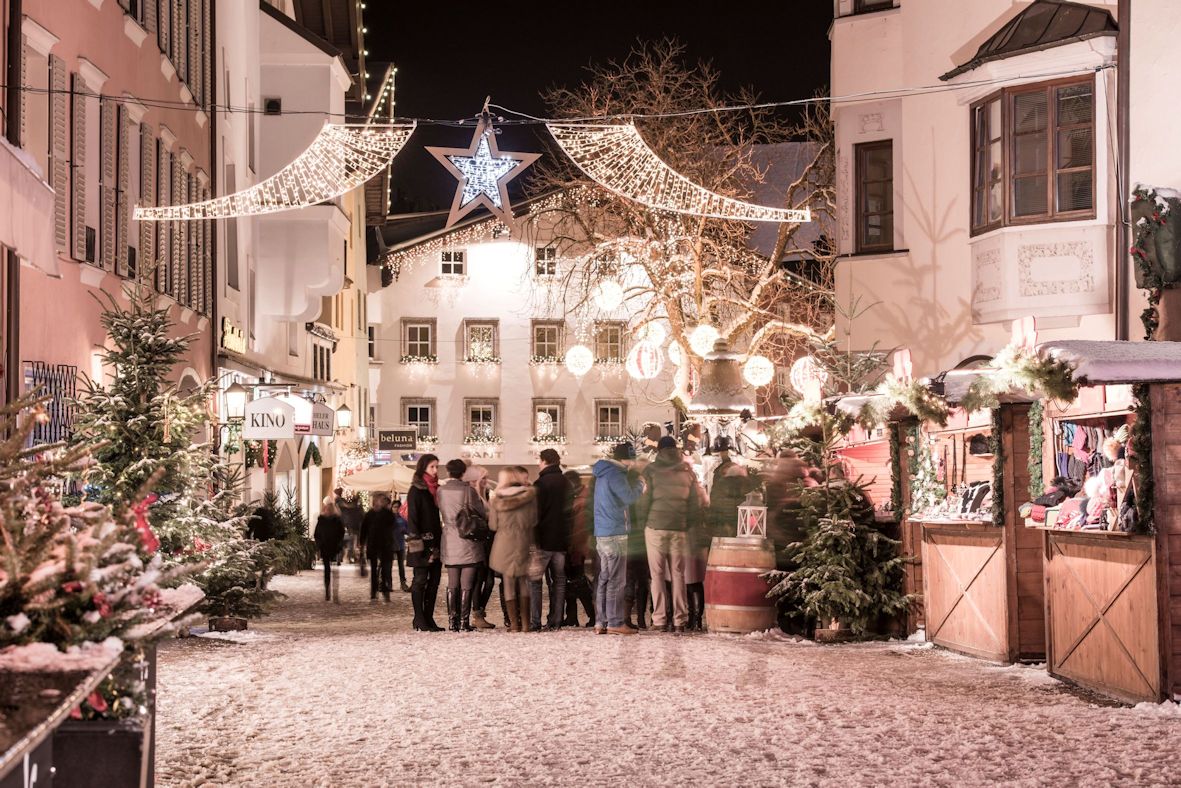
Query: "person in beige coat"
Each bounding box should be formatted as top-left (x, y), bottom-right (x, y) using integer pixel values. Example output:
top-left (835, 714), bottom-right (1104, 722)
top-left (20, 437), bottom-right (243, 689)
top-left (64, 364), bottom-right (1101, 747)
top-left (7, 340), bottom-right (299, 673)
top-left (488, 466), bottom-right (538, 632)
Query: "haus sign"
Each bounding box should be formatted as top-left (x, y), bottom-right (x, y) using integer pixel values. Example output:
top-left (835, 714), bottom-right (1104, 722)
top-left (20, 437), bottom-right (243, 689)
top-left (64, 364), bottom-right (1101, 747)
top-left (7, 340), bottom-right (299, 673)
top-left (378, 428), bottom-right (417, 451)
top-left (242, 397), bottom-right (295, 440)
top-left (296, 402), bottom-right (335, 437)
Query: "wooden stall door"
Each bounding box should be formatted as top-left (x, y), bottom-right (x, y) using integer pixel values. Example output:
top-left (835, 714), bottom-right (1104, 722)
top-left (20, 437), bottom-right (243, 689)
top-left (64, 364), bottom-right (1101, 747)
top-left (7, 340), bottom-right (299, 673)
top-left (923, 526), bottom-right (1009, 662)
top-left (1045, 534), bottom-right (1160, 704)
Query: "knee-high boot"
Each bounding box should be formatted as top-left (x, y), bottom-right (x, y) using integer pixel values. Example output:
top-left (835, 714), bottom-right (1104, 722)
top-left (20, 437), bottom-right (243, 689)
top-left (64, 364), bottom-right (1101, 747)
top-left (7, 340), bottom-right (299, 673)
top-left (411, 586), bottom-right (425, 631)
top-left (446, 588), bottom-right (460, 632)
top-left (460, 589), bottom-right (475, 632)
top-left (635, 582), bottom-right (650, 630)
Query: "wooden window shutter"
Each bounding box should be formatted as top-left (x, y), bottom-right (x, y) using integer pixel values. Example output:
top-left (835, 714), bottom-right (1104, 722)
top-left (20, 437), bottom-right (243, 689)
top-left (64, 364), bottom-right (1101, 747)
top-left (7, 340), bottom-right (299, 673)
top-left (170, 154), bottom-right (180, 297)
top-left (157, 0), bottom-right (169, 55)
top-left (172, 0), bottom-right (184, 77)
top-left (49, 56), bottom-right (69, 250)
top-left (144, 0), bottom-right (157, 37)
top-left (70, 74), bottom-right (88, 262)
top-left (202, 186), bottom-right (211, 315)
top-left (139, 125), bottom-right (156, 278)
top-left (116, 108), bottom-right (130, 276)
top-left (156, 142), bottom-right (169, 292)
top-left (100, 99), bottom-right (118, 270)
top-left (202, 0), bottom-right (212, 108)
top-left (188, 0), bottom-right (201, 101)
top-left (19, 40), bottom-right (27, 146)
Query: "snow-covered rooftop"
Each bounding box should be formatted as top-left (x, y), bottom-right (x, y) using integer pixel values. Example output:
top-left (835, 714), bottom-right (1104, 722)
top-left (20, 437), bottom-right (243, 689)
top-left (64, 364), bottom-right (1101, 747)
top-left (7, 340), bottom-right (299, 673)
top-left (1040, 340), bottom-right (1181, 385)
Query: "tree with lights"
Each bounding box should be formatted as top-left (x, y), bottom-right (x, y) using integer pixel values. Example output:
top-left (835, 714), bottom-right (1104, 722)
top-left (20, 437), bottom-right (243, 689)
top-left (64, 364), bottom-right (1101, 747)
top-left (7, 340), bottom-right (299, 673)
top-left (525, 39), bottom-right (836, 408)
top-left (69, 278), bottom-right (276, 620)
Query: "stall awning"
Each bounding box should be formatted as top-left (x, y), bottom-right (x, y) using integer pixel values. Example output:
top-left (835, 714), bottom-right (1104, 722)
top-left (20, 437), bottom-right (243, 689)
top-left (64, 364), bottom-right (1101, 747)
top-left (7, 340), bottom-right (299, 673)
top-left (1040, 340), bottom-right (1181, 385)
top-left (0, 137), bottom-right (57, 277)
top-left (340, 462), bottom-right (415, 494)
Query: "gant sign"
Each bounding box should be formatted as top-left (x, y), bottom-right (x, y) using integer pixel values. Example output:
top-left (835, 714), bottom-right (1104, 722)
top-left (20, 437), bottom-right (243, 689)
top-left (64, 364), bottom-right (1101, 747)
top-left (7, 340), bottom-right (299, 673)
top-left (242, 397), bottom-right (296, 440)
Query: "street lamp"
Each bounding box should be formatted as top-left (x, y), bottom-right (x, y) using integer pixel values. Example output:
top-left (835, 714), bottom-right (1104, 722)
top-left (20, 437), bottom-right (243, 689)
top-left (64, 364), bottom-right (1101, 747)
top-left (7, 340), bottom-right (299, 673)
top-left (336, 404), bottom-right (353, 430)
top-left (224, 382), bottom-right (248, 421)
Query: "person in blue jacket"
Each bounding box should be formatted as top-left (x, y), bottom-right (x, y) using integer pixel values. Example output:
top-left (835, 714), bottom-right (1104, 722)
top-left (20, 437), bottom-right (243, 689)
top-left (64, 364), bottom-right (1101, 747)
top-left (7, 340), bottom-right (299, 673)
top-left (591, 442), bottom-right (645, 635)
top-left (391, 494), bottom-right (411, 592)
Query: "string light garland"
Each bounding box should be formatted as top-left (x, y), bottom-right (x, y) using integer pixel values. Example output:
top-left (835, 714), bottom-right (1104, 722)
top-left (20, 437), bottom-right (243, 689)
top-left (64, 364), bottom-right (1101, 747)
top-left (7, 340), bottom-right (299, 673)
top-left (547, 123), bottom-right (811, 224)
top-left (135, 123), bottom-right (416, 221)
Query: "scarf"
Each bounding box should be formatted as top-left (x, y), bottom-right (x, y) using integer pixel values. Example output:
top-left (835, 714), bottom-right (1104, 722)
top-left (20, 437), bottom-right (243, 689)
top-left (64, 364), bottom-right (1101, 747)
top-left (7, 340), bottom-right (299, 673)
top-left (424, 473), bottom-right (439, 499)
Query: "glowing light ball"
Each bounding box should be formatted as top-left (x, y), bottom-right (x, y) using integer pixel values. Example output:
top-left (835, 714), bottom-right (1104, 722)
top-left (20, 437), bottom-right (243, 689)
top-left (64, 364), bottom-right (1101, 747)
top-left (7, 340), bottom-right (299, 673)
top-left (667, 342), bottom-right (683, 366)
top-left (789, 355), bottom-right (828, 401)
top-left (743, 355), bottom-right (775, 387)
top-left (636, 321), bottom-right (667, 346)
top-left (626, 340), bottom-right (664, 380)
top-left (593, 280), bottom-right (624, 311)
top-left (564, 344), bottom-right (594, 377)
top-left (689, 324), bottom-right (720, 356)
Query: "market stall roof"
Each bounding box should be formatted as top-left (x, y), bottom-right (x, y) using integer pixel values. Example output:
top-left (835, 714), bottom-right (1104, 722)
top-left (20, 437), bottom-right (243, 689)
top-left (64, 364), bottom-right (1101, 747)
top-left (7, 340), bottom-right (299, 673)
top-left (1040, 340), bottom-right (1181, 385)
top-left (934, 369), bottom-right (1036, 406)
top-left (340, 462), bottom-right (416, 494)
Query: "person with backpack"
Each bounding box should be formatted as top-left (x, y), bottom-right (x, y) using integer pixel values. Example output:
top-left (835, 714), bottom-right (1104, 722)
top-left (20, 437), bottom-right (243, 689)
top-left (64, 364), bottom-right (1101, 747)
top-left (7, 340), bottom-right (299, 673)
top-left (406, 454), bottom-right (444, 632)
top-left (438, 458), bottom-right (489, 632)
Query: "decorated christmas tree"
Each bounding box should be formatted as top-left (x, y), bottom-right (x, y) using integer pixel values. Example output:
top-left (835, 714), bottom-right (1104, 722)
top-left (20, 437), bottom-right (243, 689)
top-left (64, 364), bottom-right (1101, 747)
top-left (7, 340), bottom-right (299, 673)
top-left (69, 278), bottom-right (277, 620)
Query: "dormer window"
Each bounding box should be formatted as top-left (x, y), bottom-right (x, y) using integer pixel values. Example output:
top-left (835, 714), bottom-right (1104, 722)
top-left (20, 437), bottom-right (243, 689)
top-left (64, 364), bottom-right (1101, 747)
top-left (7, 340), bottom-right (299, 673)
top-left (441, 249), bottom-right (465, 276)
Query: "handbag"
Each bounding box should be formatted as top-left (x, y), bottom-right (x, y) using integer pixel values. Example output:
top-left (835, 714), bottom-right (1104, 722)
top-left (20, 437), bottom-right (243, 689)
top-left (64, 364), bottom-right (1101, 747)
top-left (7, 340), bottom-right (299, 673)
top-left (457, 500), bottom-right (490, 541)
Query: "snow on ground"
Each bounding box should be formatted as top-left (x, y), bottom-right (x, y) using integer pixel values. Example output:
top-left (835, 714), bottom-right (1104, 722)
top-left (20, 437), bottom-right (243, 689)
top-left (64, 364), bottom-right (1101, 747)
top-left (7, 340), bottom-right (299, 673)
top-left (156, 569), bottom-right (1181, 787)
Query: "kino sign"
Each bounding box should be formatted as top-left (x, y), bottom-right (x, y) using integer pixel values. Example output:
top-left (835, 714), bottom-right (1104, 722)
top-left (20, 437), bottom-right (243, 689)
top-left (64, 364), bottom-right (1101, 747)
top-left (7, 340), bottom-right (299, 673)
top-left (242, 397), bottom-right (296, 440)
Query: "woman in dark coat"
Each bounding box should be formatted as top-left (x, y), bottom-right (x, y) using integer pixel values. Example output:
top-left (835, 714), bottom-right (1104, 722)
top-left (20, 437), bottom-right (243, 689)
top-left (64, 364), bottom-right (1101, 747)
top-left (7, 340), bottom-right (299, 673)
top-left (406, 453), bottom-right (444, 632)
top-left (313, 497), bottom-right (346, 602)
top-left (360, 492), bottom-right (398, 603)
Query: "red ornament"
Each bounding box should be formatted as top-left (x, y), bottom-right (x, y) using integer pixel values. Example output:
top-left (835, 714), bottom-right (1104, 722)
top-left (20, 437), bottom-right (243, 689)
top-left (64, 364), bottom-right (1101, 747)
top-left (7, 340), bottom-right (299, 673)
top-left (132, 495), bottom-right (160, 554)
top-left (62, 580), bottom-right (84, 594)
top-left (86, 690), bottom-right (109, 714)
top-left (92, 592), bottom-right (111, 619)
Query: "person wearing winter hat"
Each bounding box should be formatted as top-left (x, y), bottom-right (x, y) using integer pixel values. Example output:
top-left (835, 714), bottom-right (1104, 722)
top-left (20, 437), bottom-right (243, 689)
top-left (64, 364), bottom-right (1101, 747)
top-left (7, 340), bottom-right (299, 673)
top-left (637, 436), bottom-right (704, 633)
top-left (591, 442), bottom-right (645, 634)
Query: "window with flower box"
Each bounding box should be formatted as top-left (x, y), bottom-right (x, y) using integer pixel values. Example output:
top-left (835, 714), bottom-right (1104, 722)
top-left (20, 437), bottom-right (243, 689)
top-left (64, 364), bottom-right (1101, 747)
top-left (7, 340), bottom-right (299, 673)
top-left (401, 318), bottom-right (436, 363)
top-left (970, 76), bottom-right (1095, 235)
top-left (464, 319), bottom-right (500, 363)
top-left (464, 398), bottom-right (499, 443)
top-left (595, 400), bottom-right (626, 440)
top-left (594, 321), bottom-right (626, 363)
top-left (401, 398), bottom-right (435, 439)
top-left (532, 399), bottom-right (566, 443)
top-left (531, 320), bottom-right (565, 362)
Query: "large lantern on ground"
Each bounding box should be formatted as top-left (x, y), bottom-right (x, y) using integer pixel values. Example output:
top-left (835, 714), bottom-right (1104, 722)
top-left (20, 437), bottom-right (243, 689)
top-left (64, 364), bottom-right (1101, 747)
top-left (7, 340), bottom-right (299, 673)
top-left (625, 340), bottom-right (664, 380)
top-left (689, 324), bottom-right (720, 357)
top-left (737, 490), bottom-right (768, 538)
top-left (564, 344), bottom-right (593, 377)
top-left (743, 355), bottom-right (775, 387)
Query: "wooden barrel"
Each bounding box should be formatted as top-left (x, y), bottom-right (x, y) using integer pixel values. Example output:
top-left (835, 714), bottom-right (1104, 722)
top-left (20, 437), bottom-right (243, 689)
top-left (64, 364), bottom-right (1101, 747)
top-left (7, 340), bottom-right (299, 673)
top-left (704, 536), bottom-right (777, 634)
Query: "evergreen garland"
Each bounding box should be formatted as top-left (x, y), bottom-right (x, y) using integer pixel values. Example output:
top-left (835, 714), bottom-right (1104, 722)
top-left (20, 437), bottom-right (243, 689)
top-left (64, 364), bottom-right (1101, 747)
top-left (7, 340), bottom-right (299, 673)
top-left (908, 423), bottom-right (946, 516)
top-left (302, 442), bottom-right (322, 469)
top-left (1027, 400), bottom-right (1045, 500)
top-left (888, 422), bottom-right (904, 522)
top-left (1131, 384), bottom-right (1155, 534)
top-left (990, 408), bottom-right (1005, 527)
top-left (1130, 185), bottom-right (1168, 340)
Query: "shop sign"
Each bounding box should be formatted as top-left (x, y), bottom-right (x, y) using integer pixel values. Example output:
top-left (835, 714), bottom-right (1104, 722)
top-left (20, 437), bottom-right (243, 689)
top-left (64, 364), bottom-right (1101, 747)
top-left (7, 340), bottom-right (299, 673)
top-left (378, 428), bottom-right (417, 451)
top-left (242, 397), bottom-right (295, 440)
top-left (301, 402), bottom-right (335, 436)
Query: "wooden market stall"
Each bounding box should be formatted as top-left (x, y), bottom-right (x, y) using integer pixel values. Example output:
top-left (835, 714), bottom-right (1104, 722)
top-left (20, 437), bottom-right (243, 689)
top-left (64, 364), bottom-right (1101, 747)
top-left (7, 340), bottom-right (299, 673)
top-left (1029, 340), bottom-right (1181, 704)
top-left (909, 372), bottom-right (1045, 663)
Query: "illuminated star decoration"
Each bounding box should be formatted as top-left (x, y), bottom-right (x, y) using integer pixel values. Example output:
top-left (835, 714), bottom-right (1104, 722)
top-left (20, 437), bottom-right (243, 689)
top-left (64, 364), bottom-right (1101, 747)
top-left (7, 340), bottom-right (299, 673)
top-left (427, 117), bottom-right (540, 227)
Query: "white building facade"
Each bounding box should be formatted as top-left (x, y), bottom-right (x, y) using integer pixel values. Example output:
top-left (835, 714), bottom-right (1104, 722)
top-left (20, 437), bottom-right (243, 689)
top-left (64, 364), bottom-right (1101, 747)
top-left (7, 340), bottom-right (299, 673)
top-left (829, 0), bottom-right (1163, 374)
top-left (367, 218), bottom-right (678, 469)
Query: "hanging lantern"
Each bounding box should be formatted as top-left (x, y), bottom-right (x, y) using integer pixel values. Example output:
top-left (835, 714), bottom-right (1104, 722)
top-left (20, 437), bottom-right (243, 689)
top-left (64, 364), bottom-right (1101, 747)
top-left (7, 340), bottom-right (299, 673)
top-left (626, 340), bottom-right (664, 380)
top-left (689, 324), bottom-right (720, 357)
top-left (736, 490), bottom-right (768, 538)
top-left (564, 344), bottom-right (594, 377)
top-left (667, 341), bottom-right (683, 367)
top-left (593, 280), bottom-right (624, 311)
top-left (636, 321), bottom-right (667, 346)
top-left (743, 355), bottom-right (775, 387)
top-left (789, 355), bottom-right (828, 402)
top-left (687, 339), bottom-right (754, 418)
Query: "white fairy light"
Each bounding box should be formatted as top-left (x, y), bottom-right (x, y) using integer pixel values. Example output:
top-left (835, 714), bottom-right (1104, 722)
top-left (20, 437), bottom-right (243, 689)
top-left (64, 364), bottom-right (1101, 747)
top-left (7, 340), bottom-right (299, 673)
top-left (593, 280), bottom-right (624, 311)
top-left (743, 355), bottom-right (775, 387)
top-left (625, 340), bottom-right (664, 380)
top-left (636, 321), bottom-right (667, 346)
top-left (547, 123), bottom-right (812, 223)
top-left (689, 325), bottom-right (720, 357)
top-left (136, 123), bottom-right (416, 221)
top-left (667, 342), bottom-right (683, 367)
top-left (564, 344), bottom-right (594, 377)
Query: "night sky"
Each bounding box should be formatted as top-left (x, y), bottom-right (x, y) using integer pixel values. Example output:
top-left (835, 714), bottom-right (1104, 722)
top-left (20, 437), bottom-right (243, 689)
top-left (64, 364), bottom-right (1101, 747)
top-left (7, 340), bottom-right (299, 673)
top-left (363, 1), bottom-right (833, 213)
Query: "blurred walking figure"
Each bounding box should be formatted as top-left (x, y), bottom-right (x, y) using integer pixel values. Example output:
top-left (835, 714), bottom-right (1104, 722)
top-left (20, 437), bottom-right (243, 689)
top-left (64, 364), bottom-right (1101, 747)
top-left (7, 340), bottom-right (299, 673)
top-left (392, 495), bottom-right (411, 592)
top-left (563, 469), bottom-right (595, 628)
top-left (407, 454), bottom-right (444, 632)
top-left (314, 497), bottom-right (345, 603)
top-left (531, 448), bottom-right (571, 630)
top-left (360, 492), bottom-right (397, 603)
top-left (334, 486), bottom-right (363, 569)
top-left (438, 458), bottom-right (489, 632)
top-left (592, 443), bottom-right (644, 635)
top-left (488, 466), bottom-right (538, 633)
top-left (464, 465), bottom-right (497, 629)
